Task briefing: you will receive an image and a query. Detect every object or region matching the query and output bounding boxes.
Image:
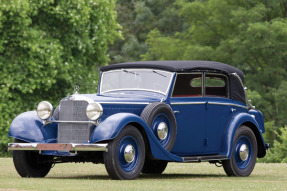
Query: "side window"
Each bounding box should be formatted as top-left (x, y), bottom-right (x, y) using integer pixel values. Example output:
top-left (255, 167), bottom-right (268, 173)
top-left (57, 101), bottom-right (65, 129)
top-left (205, 74), bottom-right (228, 98)
top-left (172, 73), bottom-right (202, 97)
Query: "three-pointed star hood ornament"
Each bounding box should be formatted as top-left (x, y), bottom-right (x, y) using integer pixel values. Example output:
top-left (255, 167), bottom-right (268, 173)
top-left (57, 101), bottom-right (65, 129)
top-left (68, 84), bottom-right (93, 102)
top-left (74, 84), bottom-right (80, 94)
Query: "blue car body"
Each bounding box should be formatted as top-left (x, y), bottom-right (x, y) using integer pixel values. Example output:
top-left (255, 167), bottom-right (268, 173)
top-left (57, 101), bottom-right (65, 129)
top-left (9, 61), bottom-right (267, 163)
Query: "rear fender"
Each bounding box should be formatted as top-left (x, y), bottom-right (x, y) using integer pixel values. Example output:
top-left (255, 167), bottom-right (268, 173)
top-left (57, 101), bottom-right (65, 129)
top-left (9, 111), bottom-right (58, 143)
top-left (90, 113), bottom-right (182, 162)
top-left (248, 109), bottom-right (265, 133)
top-left (223, 112), bottom-right (266, 158)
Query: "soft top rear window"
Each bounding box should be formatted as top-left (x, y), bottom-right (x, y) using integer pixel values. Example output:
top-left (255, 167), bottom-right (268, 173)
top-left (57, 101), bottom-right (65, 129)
top-left (205, 73), bottom-right (228, 98)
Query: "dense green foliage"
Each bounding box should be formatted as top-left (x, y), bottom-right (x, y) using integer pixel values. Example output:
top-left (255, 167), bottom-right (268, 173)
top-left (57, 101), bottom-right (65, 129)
top-left (260, 126), bottom-right (287, 163)
top-left (110, 0), bottom-right (287, 162)
top-left (109, 0), bottom-right (185, 64)
top-left (0, 0), bottom-right (120, 156)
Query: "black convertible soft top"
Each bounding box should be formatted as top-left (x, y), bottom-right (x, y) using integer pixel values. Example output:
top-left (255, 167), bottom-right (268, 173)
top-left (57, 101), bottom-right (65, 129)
top-left (100, 61), bottom-right (246, 104)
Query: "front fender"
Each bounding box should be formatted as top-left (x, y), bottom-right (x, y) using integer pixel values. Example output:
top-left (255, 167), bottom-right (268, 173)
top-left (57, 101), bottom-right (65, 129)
top-left (222, 112), bottom-right (265, 158)
top-left (90, 113), bottom-right (182, 162)
top-left (9, 111), bottom-right (58, 143)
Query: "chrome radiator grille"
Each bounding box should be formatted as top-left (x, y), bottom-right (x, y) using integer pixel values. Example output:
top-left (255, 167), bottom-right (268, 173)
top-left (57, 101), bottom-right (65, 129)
top-left (58, 100), bottom-right (90, 143)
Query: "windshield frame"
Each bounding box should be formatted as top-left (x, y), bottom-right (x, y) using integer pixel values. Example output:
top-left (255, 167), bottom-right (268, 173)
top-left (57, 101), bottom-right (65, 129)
top-left (99, 69), bottom-right (175, 96)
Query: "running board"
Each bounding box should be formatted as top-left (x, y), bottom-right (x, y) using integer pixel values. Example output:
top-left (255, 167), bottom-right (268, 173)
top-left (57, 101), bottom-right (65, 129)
top-left (182, 155), bottom-right (227, 162)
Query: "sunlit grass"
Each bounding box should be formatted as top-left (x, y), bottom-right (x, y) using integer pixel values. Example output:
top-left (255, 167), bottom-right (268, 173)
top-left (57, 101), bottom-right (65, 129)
top-left (0, 158), bottom-right (286, 191)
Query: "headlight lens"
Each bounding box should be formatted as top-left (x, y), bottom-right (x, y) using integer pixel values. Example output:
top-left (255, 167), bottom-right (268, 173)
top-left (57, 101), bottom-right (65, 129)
top-left (86, 102), bottom-right (103, 120)
top-left (37, 101), bottom-right (53, 120)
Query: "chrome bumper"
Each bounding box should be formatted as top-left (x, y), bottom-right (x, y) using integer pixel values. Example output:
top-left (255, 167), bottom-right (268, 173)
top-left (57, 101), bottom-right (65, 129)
top-left (8, 143), bottom-right (108, 152)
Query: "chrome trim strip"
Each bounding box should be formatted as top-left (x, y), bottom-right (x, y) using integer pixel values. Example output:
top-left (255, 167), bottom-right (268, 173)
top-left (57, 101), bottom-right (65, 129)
top-left (231, 73), bottom-right (247, 105)
top-left (8, 143), bottom-right (108, 152)
top-left (170, 102), bottom-right (206, 105)
top-left (202, 72), bottom-right (206, 97)
top-left (170, 101), bottom-right (247, 109)
top-left (72, 143), bottom-right (108, 151)
top-left (99, 102), bottom-right (150, 105)
top-left (8, 143), bottom-right (38, 151)
top-left (231, 73), bottom-right (244, 90)
top-left (208, 102), bottom-right (248, 109)
top-left (183, 157), bottom-right (228, 162)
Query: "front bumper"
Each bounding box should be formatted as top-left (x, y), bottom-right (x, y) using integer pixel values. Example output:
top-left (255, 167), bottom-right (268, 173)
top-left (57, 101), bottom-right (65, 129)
top-left (8, 143), bottom-right (108, 152)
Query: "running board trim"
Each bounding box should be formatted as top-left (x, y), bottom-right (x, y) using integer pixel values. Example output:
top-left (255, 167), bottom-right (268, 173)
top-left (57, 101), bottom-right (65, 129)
top-left (182, 155), bottom-right (227, 162)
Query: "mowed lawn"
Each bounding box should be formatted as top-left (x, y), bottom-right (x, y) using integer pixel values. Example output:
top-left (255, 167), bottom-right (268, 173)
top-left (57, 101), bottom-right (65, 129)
top-left (0, 158), bottom-right (286, 191)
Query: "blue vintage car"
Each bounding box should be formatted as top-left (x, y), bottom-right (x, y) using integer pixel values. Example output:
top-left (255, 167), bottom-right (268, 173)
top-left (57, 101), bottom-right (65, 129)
top-left (8, 61), bottom-right (268, 180)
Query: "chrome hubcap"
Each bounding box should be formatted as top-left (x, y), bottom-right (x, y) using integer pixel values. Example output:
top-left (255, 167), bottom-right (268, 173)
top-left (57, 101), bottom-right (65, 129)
top-left (157, 122), bottom-right (168, 140)
top-left (124, 144), bottom-right (135, 163)
top-left (239, 144), bottom-right (249, 161)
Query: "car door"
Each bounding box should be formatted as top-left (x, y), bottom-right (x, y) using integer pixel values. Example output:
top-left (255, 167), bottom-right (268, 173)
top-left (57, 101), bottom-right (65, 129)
top-left (169, 73), bottom-right (208, 156)
top-left (203, 73), bottom-right (233, 154)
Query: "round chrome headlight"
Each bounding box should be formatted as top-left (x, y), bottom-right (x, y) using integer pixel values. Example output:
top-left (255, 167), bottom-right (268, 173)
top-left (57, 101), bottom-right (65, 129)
top-left (86, 102), bottom-right (103, 120)
top-left (37, 101), bottom-right (53, 120)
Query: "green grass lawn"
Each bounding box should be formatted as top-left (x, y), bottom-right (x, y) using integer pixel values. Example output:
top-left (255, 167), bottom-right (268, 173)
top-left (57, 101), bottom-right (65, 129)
top-left (0, 158), bottom-right (286, 191)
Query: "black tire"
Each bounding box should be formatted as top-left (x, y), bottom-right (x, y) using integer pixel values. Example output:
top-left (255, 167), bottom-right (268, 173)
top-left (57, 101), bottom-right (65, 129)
top-left (13, 139), bottom-right (53, 178)
top-left (141, 159), bottom-right (168, 174)
top-left (103, 125), bottom-right (145, 180)
top-left (222, 126), bottom-right (257, 177)
top-left (140, 102), bottom-right (177, 151)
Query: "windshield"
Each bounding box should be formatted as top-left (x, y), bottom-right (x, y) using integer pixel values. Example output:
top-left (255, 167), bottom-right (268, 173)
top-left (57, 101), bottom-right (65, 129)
top-left (100, 69), bottom-right (174, 95)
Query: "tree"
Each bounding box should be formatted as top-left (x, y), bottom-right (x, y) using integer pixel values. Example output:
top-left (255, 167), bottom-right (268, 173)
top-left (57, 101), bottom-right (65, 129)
top-left (109, 0), bottom-right (185, 64)
top-left (261, 126), bottom-right (287, 163)
top-left (0, 0), bottom-right (120, 156)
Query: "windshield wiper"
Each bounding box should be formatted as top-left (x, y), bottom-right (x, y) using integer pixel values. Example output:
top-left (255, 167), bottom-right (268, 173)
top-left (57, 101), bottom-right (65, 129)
top-left (123, 69), bottom-right (139, 75)
top-left (153, 70), bottom-right (167, 78)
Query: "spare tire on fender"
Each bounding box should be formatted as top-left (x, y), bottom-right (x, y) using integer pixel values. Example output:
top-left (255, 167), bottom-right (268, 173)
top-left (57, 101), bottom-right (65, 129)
top-left (140, 102), bottom-right (177, 151)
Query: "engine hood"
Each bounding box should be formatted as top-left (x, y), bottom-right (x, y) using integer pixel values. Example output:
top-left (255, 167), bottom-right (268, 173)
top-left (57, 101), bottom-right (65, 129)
top-left (61, 92), bottom-right (164, 121)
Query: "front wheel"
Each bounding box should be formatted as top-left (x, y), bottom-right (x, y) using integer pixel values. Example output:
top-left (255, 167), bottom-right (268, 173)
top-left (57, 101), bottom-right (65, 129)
top-left (13, 139), bottom-right (53, 177)
top-left (103, 125), bottom-right (145, 180)
top-left (222, 126), bottom-right (257, 176)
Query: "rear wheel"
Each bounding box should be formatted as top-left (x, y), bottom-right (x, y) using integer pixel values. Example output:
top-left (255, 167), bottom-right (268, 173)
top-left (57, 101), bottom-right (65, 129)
top-left (104, 125), bottom-right (145, 180)
top-left (222, 126), bottom-right (257, 176)
top-left (13, 139), bottom-right (53, 177)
